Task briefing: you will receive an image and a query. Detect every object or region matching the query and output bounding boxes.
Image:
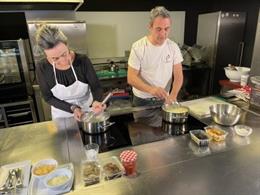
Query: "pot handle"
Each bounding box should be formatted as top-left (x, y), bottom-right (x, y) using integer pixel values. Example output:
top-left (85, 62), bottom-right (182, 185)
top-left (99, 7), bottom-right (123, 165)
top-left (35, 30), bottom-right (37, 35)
top-left (172, 116), bottom-right (188, 119)
top-left (98, 122), bottom-right (115, 129)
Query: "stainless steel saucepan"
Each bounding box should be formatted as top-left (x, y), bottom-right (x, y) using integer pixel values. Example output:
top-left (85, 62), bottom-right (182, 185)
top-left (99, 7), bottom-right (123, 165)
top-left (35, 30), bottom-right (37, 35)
top-left (81, 112), bottom-right (115, 134)
top-left (162, 101), bottom-right (189, 123)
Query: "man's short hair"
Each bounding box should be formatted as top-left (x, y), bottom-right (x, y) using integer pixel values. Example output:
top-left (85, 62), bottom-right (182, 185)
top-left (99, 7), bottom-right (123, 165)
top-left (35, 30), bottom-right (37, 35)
top-left (150, 6), bottom-right (171, 25)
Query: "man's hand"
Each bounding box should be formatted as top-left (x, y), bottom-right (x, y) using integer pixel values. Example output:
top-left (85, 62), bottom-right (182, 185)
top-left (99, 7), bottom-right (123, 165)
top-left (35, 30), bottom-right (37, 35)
top-left (150, 87), bottom-right (168, 100)
top-left (164, 95), bottom-right (177, 105)
top-left (91, 101), bottom-right (106, 114)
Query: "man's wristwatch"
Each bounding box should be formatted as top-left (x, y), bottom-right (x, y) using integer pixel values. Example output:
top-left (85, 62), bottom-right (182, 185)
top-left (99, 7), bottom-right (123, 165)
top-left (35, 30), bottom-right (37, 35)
top-left (70, 105), bottom-right (81, 112)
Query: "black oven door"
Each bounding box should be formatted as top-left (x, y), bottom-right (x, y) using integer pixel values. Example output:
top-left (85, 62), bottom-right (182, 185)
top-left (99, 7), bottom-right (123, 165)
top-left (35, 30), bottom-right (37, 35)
top-left (0, 40), bottom-right (28, 102)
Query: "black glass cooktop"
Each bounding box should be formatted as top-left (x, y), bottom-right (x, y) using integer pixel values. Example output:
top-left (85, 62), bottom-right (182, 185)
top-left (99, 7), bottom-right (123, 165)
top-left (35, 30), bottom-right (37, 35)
top-left (80, 109), bottom-right (206, 153)
top-left (80, 114), bottom-right (133, 153)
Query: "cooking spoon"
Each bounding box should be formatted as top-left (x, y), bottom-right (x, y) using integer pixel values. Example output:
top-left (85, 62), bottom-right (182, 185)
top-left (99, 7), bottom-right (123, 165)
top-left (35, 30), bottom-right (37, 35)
top-left (82, 92), bottom-right (112, 122)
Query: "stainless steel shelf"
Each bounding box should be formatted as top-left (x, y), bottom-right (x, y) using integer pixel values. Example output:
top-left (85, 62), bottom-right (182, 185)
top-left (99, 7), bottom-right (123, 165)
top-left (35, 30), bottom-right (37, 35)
top-left (6, 107), bottom-right (31, 114)
top-left (8, 120), bottom-right (33, 127)
top-left (0, 97), bottom-right (37, 128)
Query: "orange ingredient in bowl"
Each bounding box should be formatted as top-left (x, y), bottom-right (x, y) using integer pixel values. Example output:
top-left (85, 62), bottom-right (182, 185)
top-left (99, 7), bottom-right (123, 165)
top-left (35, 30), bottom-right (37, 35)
top-left (206, 128), bottom-right (226, 141)
top-left (34, 164), bottom-right (56, 176)
top-left (208, 128), bottom-right (224, 136)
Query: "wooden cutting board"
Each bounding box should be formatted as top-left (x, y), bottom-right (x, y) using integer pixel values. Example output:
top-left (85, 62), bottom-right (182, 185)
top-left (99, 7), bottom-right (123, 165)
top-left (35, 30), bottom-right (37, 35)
top-left (181, 96), bottom-right (230, 118)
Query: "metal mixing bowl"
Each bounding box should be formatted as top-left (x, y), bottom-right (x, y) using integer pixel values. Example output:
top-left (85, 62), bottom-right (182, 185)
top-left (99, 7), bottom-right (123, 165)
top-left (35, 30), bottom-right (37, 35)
top-left (209, 104), bottom-right (241, 126)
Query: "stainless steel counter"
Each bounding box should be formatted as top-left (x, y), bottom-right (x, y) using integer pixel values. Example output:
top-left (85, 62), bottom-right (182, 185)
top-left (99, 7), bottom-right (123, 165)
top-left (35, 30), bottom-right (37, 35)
top-left (1, 101), bottom-right (260, 195)
top-left (71, 108), bottom-right (260, 195)
top-left (0, 118), bottom-right (86, 192)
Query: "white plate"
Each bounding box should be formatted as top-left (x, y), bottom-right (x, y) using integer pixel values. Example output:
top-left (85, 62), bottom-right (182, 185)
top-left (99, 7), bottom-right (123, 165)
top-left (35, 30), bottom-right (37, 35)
top-left (28, 163), bottom-right (74, 195)
top-left (234, 125), bottom-right (253, 137)
top-left (0, 160), bottom-right (31, 194)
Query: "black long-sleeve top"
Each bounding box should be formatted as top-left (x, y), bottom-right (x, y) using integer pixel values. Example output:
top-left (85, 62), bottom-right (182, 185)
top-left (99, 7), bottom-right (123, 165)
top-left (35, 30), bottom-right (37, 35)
top-left (36, 53), bottom-right (103, 113)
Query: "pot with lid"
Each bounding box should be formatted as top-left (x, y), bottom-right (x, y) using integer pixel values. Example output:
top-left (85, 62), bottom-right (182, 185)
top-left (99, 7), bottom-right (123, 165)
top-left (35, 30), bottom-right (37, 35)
top-left (162, 101), bottom-right (189, 123)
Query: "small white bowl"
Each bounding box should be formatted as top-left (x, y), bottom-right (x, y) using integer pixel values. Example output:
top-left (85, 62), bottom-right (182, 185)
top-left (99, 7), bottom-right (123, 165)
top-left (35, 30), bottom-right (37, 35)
top-left (234, 125), bottom-right (253, 137)
top-left (32, 159), bottom-right (58, 179)
top-left (43, 168), bottom-right (72, 191)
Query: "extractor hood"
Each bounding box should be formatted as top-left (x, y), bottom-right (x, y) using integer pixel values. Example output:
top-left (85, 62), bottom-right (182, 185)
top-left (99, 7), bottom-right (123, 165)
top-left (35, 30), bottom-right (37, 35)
top-left (0, 0), bottom-right (84, 11)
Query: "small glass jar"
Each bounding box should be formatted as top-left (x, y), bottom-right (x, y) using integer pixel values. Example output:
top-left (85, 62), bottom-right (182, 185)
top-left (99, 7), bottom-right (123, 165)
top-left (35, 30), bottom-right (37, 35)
top-left (120, 150), bottom-right (137, 176)
top-left (122, 160), bottom-right (137, 176)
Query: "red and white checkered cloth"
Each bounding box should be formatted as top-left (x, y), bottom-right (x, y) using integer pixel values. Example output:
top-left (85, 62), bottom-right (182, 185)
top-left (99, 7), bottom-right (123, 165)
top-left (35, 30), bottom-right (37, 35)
top-left (120, 150), bottom-right (137, 162)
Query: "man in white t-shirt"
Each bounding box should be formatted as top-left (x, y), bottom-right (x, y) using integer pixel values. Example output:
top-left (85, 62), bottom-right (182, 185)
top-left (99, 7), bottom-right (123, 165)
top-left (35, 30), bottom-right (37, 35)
top-left (128, 6), bottom-right (183, 106)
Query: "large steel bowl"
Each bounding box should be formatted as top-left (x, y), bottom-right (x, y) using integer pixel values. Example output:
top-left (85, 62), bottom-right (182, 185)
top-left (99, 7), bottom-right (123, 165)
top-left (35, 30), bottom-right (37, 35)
top-left (209, 104), bottom-right (241, 126)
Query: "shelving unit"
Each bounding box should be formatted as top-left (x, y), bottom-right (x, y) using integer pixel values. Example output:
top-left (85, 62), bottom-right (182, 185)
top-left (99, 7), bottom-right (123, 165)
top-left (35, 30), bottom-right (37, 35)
top-left (0, 97), bottom-right (37, 129)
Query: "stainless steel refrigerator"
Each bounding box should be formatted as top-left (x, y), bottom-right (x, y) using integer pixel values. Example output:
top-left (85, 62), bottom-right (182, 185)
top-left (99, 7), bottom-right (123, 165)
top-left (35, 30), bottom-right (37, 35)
top-left (196, 11), bottom-right (246, 94)
top-left (250, 9), bottom-right (260, 77)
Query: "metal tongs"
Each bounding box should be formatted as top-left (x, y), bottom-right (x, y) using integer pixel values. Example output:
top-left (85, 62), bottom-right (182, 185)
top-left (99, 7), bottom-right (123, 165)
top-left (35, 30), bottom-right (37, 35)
top-left (0, 168), bottom-right (23, 194)
top-left (82, 92), bottom-right (112, 122)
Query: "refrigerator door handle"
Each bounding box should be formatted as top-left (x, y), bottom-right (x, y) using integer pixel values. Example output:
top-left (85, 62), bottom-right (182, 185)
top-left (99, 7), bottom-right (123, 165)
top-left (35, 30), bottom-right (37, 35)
top-left (238, 42), bottom-right (245, 66)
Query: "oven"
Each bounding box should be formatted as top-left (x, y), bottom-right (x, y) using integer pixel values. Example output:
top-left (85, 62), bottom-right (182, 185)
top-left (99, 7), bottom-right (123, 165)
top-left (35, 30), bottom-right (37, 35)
top-left (0, 39), bottom-right (31, 102)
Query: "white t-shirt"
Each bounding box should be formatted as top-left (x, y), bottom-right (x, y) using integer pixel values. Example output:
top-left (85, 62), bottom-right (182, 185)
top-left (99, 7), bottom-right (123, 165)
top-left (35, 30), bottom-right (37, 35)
top-left (128, 36), bottom-right (183, 98)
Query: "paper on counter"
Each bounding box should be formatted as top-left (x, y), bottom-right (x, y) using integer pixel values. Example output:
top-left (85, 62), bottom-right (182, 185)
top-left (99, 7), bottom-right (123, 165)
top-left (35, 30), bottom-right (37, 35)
top-left (182, 96), bottom-right (230, 118)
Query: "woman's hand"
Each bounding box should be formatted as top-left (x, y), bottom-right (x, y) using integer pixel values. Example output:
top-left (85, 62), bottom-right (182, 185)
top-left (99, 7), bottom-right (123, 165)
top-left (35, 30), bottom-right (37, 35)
top-left (91, 101), bottom-right (106, 114)
top-left (73, 107), bottom-right (84, 121)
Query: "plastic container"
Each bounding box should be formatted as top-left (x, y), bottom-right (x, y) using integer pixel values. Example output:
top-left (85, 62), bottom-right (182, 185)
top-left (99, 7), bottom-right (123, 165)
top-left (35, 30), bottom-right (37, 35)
top-left (189, 130), bottom-right (211, 146)
top-left (250, 76), bottom-right (260, 109)
top-left (81, 160), bottom-right (101, 186)
top-left (204, 126), bottom-right (228, 141)
top-left (120, 150), bottom-right (137, 176)
top-left (241, 74), bottom-right (249, 86)
top-left (101, 156), bottom-right (125, 180)
top-left (85, 143), bottom-right (99, 161)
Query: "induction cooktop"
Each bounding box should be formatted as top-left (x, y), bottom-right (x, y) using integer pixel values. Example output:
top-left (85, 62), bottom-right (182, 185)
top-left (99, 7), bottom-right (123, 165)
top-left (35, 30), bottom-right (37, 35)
top-left (80, 114), bottom-right (133, 153)
top-left (80, 110), bottom-right (207, 153)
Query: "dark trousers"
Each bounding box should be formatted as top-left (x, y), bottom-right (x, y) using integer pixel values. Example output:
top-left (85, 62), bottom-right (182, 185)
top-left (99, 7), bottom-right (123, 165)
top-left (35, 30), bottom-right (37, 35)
top-left (132, 94), bottom-right (164, 107)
